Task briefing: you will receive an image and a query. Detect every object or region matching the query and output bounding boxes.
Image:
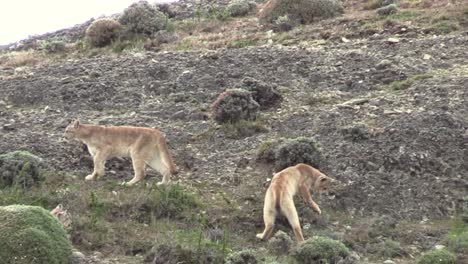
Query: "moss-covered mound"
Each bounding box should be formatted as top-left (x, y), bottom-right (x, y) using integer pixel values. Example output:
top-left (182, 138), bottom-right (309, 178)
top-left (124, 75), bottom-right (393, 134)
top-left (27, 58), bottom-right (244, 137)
top-left (0, 205), bottom-right (72, 264)
top-left (0, 151), bottom-right (44, 189)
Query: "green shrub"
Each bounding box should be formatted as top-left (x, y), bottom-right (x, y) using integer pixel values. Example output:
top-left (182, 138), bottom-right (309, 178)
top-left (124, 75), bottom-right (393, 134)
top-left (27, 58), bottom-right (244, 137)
top-left (119, 0), bottom-right (167, 36)
top-left (0, 150), bottom-right (44, 189)
top-left (445, 231), bottom-right (468, 254)
top-left (227, 0), bottom-right (253, 17)
top-left (259, 0), bottom-right (343, 24)
top-left (257, 137), bottom-right (323, 172)
top-left (290, 236), bottom-right (351, 264)
top-left (211, 89), bottom-right (260, 124)
top-left (85, 18), bottom-right (122, 47)
top-left (416, 249), bottom-right (456, 264)
top-left (0, 205), bottom-right (72, 264)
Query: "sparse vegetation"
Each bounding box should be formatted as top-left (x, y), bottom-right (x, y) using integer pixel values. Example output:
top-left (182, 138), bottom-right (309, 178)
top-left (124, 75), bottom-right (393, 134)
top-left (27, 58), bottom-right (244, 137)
top-left (376, 239), bottom-right (405, 258)
top-left (259, 0), bottom-right (344, 24)
top-left (221, 119), bottom-right (269, 139)
top-left (0, 50), bottom-right (45, 67)
top-left (445, 231), bottom-right (468, 254)
top-left (389, 73), bottom-right (433, 90)
top-left (416, 248), bottom-right (456, 264)
top-left (85, 18), bottom-right (122, 47)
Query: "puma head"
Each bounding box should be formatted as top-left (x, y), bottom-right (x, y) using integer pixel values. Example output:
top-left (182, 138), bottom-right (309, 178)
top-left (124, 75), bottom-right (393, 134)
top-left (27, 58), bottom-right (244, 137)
top-left (64, 119), bottom-right (81, 139)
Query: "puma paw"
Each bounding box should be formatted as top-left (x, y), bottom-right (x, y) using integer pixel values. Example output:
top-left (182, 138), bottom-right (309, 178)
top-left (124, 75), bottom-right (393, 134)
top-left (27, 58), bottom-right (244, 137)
top-left (256, 234), bottom-right (264, 240)
top-left (85, 175), bottom-right (95, 181)
top-left (315, 208), bottom-right (322, 215)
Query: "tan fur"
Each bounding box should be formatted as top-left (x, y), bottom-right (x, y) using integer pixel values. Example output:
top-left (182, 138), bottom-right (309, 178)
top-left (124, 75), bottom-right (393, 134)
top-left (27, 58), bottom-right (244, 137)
top-left (50, 204), bottom-right (72, 228)
top-left (256, 163), bottom-right (334, 242)
top-left (64, 120), bottom-right (176, 186)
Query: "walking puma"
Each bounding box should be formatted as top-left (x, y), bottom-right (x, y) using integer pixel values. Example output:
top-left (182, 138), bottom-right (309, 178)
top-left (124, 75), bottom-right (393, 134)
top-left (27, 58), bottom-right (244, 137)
top-left (256, 163), bottom-right (335, 242)
top-left (64, 120), bottom-right (176, 186)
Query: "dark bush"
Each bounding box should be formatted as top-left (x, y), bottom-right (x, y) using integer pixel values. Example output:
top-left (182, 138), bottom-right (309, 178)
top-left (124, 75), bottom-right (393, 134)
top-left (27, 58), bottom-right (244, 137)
top-left (211, 89), bottom-right (260, 124)
top-left (0, 150), bottom-right (44, 189)
top-left (85, 18), bottom-right (122, 47)
top-left (239, 77), bottom-right (282, 109)
top-left (258, 137), bottom-right (323, 172)
top-left (259, 0), bottom-right (343, 24)
top-left (119, 0), bottom-right (167, 36)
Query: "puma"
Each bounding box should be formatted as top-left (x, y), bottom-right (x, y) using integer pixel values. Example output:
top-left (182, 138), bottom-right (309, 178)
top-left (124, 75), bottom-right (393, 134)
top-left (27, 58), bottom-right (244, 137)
top-left (64, 120), bottom-right (176, 186)
top-left (50, 204), bottom-right (72, 228)
top-left (256, 163), bottom-right (335, 242)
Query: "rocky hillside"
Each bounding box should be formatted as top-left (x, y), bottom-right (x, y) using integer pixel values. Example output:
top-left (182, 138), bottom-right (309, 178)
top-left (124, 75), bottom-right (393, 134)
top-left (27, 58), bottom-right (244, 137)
top-left (1, 0), bottom-right (467, 263)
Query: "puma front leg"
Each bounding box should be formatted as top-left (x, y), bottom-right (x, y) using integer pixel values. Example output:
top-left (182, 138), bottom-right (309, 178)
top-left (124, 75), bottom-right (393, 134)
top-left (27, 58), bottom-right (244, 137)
top-left (299, 184), bottom-right (321, 215)
top-left (85, 149), bottom-right (109, 181)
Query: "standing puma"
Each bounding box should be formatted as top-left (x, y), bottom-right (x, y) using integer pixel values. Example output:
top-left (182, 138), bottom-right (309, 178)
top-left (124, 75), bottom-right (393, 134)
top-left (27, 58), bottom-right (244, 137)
top-left (64, 120), bottom-right (176, 186)
top-left (256, 163), bottom-right (335, 242)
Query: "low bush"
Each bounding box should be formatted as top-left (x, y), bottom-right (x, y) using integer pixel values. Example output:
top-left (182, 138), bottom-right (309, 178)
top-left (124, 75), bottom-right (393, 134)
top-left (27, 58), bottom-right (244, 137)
top-left (85, 18), bottom-right (122, 47)
top-left (119, 0), bottom-right (167, 36)
top-left (211, 89), bottom-right (260, 124)
top-left (257, 137), bottom-right (323, 172)
top-left (259, 0), bottom-right (343, 24)
top-left (290, 236), bottom-right (351, 264)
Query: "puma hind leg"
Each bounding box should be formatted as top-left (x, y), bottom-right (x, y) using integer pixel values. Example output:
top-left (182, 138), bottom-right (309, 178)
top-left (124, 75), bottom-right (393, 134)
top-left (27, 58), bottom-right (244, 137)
top-left (146, 155), bottom-right (172, 185)
top-left (123, 157), bottom-right (147, 186)
top-left (281, 198), bottom-right (304, 242)
top-left (257, 190), bottom-right (277, 240)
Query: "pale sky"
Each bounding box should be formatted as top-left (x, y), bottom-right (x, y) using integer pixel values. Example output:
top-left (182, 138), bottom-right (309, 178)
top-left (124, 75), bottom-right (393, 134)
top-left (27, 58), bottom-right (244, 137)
top-left (0, 0), bottom-right (176, 45)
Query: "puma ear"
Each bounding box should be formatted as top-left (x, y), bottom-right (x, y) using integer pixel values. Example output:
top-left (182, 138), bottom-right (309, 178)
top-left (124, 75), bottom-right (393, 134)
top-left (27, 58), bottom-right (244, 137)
top-left (56, 204), bottom-right (63, 210)
top-left (73, 119), bottom-right (80, 128)
top-left (320, 177), bottom-right (329, 182)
